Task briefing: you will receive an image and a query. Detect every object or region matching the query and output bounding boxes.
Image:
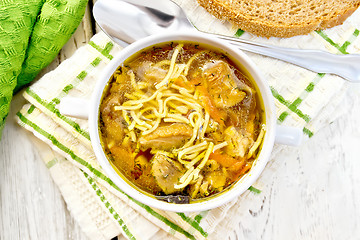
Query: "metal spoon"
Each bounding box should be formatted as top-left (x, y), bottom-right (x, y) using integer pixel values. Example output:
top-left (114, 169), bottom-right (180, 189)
top-left (93, 0), bottom-right (360, 82)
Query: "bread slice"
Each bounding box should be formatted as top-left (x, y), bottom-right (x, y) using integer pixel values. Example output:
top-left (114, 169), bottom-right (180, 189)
top-left (197, 0), bottom-right (360, 38)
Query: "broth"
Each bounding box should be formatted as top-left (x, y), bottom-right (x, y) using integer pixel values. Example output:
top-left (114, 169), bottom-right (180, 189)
top-left (99, 41), bottom-right (265, 203)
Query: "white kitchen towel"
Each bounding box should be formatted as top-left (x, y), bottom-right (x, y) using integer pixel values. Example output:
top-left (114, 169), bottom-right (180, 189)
top-left (16, 1), bottom-right (360, 239)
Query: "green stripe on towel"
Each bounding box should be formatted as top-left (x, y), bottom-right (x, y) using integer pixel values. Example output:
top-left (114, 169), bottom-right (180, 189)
top-left (281, 73), bottom-right (324, 121)
top-left (62, 84), bottom-right (74, 94)
top-left (77, 70), bottom-right (88, 80)
top-left (176, 212), bottom-right (208, 237)
top-left (46, 157), bottom-right (59, 168)
top-left (127, 199), bottom-right (197, 240)
top-left (16, 111), bottom-right (198, 240)
top-left (278, 112), bottom-right (289, 122)
top-left (305, 82), bottom-right (315, 92)
top-left (91, 57), bottom-right (102, 67)
top-left (27, 105), bottom-right (36, 114)
top-left (234, 29), bottom-right (245, 37)
top-left (276, 73), bottom-right (325, 132)
top-left (354, 29), bottom-right (360, 37)
top-left (24, 56), bottom-right (105, 142)
top-left (83, 171), bottom-right (137, 240)
top-left (88, 41), bottom-right (114, 60)
top-left (52, 56), bottom-right (103, 103)
top-left (25, 88), bottom-right (91, 140)
top-left (339, 28), bottom-right (360, 53)
top-left (194, 211), bottom-right (208, 224)
top-left (316, 30), bottom-right (348, 54)
top-left (17, 110), bottom-right (106, 176)
top-left (316, 28), bottom-right (360, 54)
top-left (303, 127), bottom-right (314, 137)
top-left (270, 86), bottom-right (311, 123)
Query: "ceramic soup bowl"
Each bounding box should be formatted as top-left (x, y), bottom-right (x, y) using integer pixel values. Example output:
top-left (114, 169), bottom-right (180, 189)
top-left (60, 32), bottom-right (302, 212)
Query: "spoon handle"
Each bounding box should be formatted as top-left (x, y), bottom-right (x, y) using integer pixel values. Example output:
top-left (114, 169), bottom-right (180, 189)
top-left (216, 35), bottom-right (360, 82)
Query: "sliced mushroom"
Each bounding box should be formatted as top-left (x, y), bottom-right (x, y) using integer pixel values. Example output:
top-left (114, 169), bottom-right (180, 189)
top-left (151, 153), bottom-right (186, 194)
top-left (224, 126), bottom-right (254, 158)
top-left (100, 94), bottom-right (125, 143)
top-left (192, 160), bottom-right (229, 198)
top-left (134, 61), bottom-right (168, 85)
top-left (139, 123), bottom-right (192, 151)
top-left (203, 61), bottom-right (246, 108)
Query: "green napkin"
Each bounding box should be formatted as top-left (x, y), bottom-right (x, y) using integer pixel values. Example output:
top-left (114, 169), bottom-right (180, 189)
top-left (0, 0), bottom-right (88, 139)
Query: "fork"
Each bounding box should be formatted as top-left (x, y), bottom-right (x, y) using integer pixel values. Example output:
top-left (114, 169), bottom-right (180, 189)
top-left (93, 0), bottom-right (360, 82)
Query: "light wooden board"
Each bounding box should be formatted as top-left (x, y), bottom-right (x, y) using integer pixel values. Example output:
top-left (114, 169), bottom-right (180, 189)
top-left (1, 2), bottom-right (360, 239)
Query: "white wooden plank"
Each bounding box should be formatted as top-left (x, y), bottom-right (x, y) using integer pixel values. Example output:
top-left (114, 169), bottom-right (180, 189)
top-left (1, 1), bottom-right (360, 239)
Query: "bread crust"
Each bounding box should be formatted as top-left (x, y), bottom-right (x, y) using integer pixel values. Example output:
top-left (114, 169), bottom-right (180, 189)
top-left (197, 0), bottom-right (360, 38)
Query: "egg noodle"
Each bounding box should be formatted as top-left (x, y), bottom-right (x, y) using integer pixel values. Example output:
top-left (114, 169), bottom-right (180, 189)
top-left (114, 43), bottom-right (265, 190)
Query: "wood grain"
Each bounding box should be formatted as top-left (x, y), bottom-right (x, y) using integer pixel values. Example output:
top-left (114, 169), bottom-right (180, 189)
top-left (228, 86), bottom-right (360, 240)
top-left (1, 2), bottom-right (360, 239)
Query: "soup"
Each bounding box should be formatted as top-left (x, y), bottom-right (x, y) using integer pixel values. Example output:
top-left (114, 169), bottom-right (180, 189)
top-left (99, 41), bottom-right (265, 203)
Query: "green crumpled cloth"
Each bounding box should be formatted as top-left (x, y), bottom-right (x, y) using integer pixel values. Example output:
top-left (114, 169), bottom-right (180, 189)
top-left (0, 0), bottom-right (88, 139)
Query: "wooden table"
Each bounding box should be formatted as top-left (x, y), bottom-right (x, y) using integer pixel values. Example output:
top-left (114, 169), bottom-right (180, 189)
top-left (1, 5), bottom-right (360, 239)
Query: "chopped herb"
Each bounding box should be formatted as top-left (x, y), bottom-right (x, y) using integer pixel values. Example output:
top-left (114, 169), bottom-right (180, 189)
top-left (152, 47), bottom-right (161, 53)
top-left (121, 119), bottom-right (127, 126)
top-left (248, 186), bottom-right (261, 194)
top-left (235, 29), bottom-right (245, 37)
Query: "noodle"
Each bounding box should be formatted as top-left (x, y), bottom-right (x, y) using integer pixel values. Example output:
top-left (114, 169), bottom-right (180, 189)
top-left (183, 50), bottom-right (209, 75)
top-left (247, 124), bottom-right (266, 158)
top-left (114, 103), bottom-right (143, 111)
top-left (142, 118), bottom-right (161, 135)
top-left (200, 112), bottom-right (210, 139)
top-left (155, 43), bottom-right (184, 89)
top-left (128, 70), bottom-right (137, 89)
top-left (177, 141), bottom-right (209, 160)
top-left (100, 42), bottom-right (265, 200)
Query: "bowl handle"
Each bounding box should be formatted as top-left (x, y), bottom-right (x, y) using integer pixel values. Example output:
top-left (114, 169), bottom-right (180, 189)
top-left (59, 97), bottom-right (90, 119)
top-left (275, 125), bottom-right (303, 146)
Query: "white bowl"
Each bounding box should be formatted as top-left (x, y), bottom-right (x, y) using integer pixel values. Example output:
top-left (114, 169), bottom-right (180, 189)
top-left (61, 31), bottom-right (302, 212)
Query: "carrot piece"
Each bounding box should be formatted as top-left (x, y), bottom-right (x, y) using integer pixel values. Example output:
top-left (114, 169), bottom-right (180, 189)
top-left (173, 77), bottom-right (187, 88)
top-left (209, 150), bottom-right (238, 168)
top-left (230, 162), bottom-right (252, 181)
